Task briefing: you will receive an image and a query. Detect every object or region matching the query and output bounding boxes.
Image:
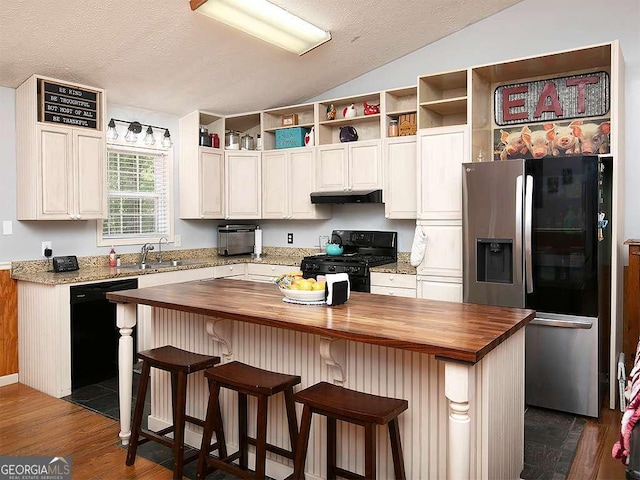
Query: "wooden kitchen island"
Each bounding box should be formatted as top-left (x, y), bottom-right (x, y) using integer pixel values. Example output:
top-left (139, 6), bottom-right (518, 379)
top-left (107, 279), bottom-right (535, 480)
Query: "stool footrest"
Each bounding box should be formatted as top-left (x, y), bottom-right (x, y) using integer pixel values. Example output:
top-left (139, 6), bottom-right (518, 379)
top-left (245, 436), bottom-right (295, 460)
top-left (139, 429), bottom-right (175, 450)
top-left (335, 466), bottom-right (366, 480)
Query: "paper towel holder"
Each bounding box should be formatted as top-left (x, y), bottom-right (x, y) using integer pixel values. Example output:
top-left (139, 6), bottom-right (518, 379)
top-left (252, 225), bottom-right (263, 260)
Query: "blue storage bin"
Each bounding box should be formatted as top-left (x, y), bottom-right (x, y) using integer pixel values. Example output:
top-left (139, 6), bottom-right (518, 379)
top-left (275, 127), bottom-right (309, 149)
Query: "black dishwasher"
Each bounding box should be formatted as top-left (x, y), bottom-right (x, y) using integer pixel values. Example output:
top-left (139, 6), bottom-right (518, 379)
top-left (70, 278), bottom-right (138, 390)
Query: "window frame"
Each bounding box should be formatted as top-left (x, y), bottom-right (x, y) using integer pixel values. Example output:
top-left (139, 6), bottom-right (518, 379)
top-left (97, 143), bottom-right (174, 247)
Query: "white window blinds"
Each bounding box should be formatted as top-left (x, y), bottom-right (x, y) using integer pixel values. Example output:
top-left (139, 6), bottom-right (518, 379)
top-left (102, 148), bottom-right (170, 239)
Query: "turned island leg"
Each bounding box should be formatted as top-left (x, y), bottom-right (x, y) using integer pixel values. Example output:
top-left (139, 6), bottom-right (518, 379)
top-left (444, 361), bottom-right (472, 480)
top-left (116, 302), bottom-right (137, 445)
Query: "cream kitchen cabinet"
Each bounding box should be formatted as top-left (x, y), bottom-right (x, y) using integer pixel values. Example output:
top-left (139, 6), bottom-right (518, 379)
top-left (417, 276), bottom-right (463, 302)
top-left (416, 125), bottom-right (468, 221)
top-left (213, 264), bottom-right (246, 279)
top-left (16, 75), bottom-right (106, 220)
top-left (315, 140), bottom-right (382, 192)
top-left (262, 148), bottom-right (330, 219)
top-left (370, 272), bottom-right (417, 298)
top-left (225, 151), bottom-right (261, 219)
top-left (246, 263), bottom-right (295, 283)
top-left (384, 136), bottom-right (416, 219)
top-left (179, 110), bottom-right (225, 219)
top-left (416, 223), bottom-right (462, 278)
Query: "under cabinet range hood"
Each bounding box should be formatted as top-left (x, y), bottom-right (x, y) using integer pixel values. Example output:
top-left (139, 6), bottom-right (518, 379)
top-left (310, 189), bottom-right (383, 204)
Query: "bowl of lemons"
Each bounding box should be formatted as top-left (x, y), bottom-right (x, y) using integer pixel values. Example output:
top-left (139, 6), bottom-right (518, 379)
top-left (275, 272), bottom-right (326, 302)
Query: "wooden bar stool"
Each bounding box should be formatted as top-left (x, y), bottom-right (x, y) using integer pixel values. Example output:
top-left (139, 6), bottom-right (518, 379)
top-left (293, 381), bottom-right (408, 480)
top-left (125, 345), bottom-right (224, 480)
top-left (196, 361), bottom-right (301, 480)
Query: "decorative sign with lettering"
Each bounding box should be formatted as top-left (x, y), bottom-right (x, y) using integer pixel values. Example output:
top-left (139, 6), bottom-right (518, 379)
top-left (38, 80), bottom-right (100, 130)
top-left (494, 72), bottom-right (609, 126)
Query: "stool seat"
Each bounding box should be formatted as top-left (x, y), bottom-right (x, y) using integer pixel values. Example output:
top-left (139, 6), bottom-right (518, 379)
top-left (294, 382), bottom-right (408, 480)
top-left (138, 345), bottom-right (221, 373)
top-left (126, 345), bottom-right (223, 480)
top-left (204, 361), bottom-right (302, 395)
top-left (197, 362), bottom-right (301, 480)
top-left (294, 381), bottom-right (408, 425)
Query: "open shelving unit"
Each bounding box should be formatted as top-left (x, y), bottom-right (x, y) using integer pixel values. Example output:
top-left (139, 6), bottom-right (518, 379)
top-left (317, 92), bottom-right (382, 145)
top-left (262, 103), bottom-right (315, 151)
top-left (384, 85), bottom-right (417, 138)
top-left (418, 70), bottom-right (468, 129)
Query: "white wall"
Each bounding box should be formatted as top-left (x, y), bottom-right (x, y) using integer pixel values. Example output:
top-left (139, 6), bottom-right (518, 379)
top-left (2, 0), bottom-right (637, 261)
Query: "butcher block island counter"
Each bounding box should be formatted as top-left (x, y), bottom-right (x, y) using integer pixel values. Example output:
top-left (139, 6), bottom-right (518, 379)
top-left (108, 279), bottom-right (535, 480)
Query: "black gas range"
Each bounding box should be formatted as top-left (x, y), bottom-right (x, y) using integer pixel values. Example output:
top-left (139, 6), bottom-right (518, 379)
top-left (300, 230), bottom-right (398, 292)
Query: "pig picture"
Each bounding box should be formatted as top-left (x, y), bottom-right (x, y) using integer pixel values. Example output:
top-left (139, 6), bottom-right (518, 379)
top-left (547, 123), bottom-right (580, 156)
top-left (569, 120), bottom-right (611, 154)
top-left (498, 129), bottom-right (528, 160)
top-left (521, 125), bottom-right (553, 159)
top-left (493, 118), bottom-right (610, 160)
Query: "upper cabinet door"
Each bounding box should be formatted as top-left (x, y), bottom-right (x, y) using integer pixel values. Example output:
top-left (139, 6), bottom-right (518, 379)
top-left (38, 125), bottom-right (73, 219)
top-left (74, 130), bottom-right (106, 219)
top-left (349, 140), bottom-right (381, 191)
top-left (417, 125), bottom-right (468, 221)
top-left (384, 137), bottom-right (417, 219)
top-left (316, 145), bottom-right (348, 191)
top-left (261, 150), bottom-right (287, 219)
top-left (225, 151), bottom-right (261, 219)
top-left (200, 149), bottom-right (225, 218)
top-left (288, 148), bottom-right (316, 219)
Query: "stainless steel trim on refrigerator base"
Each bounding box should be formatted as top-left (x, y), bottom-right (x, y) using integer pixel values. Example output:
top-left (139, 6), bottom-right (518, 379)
top-left (525, 312), bottom-right (600, 417)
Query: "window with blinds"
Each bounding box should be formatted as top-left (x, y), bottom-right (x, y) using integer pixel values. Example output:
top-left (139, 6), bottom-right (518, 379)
top-left (99, 145), bottom-right (172, 244)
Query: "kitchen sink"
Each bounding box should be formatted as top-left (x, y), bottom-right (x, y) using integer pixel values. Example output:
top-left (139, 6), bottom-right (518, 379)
top-left (119, 260), bottom-right (205, 270)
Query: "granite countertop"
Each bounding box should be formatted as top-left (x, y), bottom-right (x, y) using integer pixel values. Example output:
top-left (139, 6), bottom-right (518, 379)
top-left (11, 248), bottom-right (416, 285)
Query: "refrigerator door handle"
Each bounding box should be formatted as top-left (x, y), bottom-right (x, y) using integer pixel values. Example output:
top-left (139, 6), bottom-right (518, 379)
top-left (530, 317), bottom-right (593, 329)
top-left (525, 175), bottom-right (534, 294)
top-left (515, 175), bottom-right (523, 288)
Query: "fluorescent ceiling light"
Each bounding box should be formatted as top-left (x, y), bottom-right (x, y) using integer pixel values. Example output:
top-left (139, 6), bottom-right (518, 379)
top-left (190, 0), bottom-right (331, 55)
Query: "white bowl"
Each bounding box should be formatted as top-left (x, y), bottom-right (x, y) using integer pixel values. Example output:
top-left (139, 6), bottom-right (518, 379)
top-left (279, 286), bottom-right (325, 302)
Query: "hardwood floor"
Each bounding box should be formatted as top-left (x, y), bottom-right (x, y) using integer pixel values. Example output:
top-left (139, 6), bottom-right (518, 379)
top-left (0, 383), bottom-right (173, 479)
top-left (568, 401), bottom-right (627, 480)
top-left (0, 382), bottom-right (632, 479)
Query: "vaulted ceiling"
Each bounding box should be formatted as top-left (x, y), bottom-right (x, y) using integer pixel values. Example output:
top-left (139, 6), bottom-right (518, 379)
top-left (0, 0), bottom-right (522, 116)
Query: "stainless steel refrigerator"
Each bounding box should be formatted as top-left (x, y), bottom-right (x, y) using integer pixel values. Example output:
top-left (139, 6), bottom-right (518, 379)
top-left (462, 156), bottom-right (612, 417)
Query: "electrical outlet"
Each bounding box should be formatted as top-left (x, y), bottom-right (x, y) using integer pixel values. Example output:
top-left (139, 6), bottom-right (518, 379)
top-left (41, 241), bottom-right (52, 257)
top-left (287, 233), bottom-right (293, 244)
top-left (174, 235), bottom-right (181, 247)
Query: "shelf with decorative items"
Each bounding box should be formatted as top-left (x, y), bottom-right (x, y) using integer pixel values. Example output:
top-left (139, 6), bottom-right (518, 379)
top-left (383, 85), bottom-right (417, 138)
top-left (262, 102), bottom-right (316, 151)
top-left (224, 111), bottom-right (261, 151)
top-left (317, 92), bottom-right (382, 145)
top-left (418, 69), bottom-right (468, 129)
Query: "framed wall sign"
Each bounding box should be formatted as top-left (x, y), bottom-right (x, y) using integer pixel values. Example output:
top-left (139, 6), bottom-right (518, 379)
top-left (494, 71), bottom-right (610, 127)
top-left (38, 79), bottom-right (101, 130)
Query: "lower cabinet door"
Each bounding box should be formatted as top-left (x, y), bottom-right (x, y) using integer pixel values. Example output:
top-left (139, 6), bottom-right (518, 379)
top-left (418, 278), bottom-right (462, 302)
top-left (370, 286), bottom-right (416, 298)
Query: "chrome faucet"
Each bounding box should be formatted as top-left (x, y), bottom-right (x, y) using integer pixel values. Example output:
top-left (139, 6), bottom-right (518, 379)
top-left (140, 243), bottom-right (154, 264)
top-left (157, 236), bottom-right (169, 263)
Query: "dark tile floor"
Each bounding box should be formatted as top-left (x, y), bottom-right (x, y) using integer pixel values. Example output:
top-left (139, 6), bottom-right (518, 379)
top-left (62, 371), bottom-right (236, 479)
top-left (521, 406), bottom-right (586, 480)
top-left (64, 372), bottom-right (585, 480)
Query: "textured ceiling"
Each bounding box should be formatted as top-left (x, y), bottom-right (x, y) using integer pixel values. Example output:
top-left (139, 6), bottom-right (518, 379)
top-left (0, 0), bottom-right (521, 116)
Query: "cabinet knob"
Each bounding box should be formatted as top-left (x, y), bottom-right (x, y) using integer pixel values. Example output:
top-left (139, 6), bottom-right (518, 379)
top-left (271, 266), bottom-right (275, 271)
top-left (76, 214), bottom-right (81, 220)
top-left (389, 276), bottom-right (394, 281)
top-left (201, 215), bottom-right (204, 219)
top-left (229, 266), bottom-right (233, 271)
top-left (389, 291), bottom-right (394, 295)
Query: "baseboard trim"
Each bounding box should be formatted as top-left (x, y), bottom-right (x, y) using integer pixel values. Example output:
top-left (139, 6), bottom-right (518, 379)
top-left (0, 374), bottom-right (19, 387)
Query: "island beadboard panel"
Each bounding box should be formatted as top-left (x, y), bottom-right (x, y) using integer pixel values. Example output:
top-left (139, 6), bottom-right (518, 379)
top-left (0, 269), bottom-right (18, 379)
top-left (148, 307), bottom-right (525, 480)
